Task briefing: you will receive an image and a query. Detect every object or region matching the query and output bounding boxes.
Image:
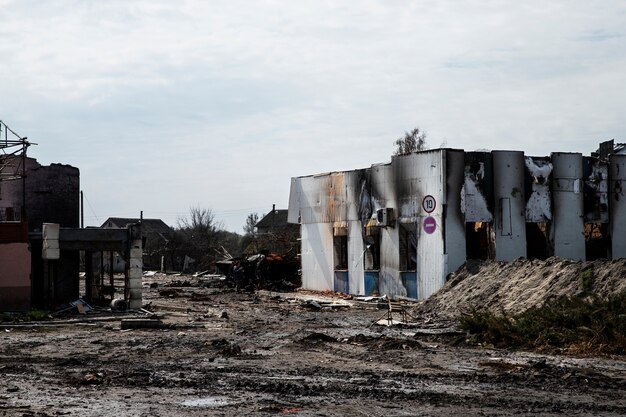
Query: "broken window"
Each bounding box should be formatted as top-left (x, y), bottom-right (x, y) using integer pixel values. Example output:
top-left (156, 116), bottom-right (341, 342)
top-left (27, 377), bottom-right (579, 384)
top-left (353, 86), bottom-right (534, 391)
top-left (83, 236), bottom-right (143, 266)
top-left (333, 235), bottom-right (348, 270)
top-left (585, 223), bottom-right (610, 261)
top-left (524, 157), bottom-right (552, 223)
top-left (583, 158), bottom-right (610, 260)
top-left (466, 222), bottom-right (495, 260)
top-left (364, 231), bottom-right (380, 270)
top-left (526, 222), bottom-right (549, 260)
top-left (399, 223), bottom-right (417, 271)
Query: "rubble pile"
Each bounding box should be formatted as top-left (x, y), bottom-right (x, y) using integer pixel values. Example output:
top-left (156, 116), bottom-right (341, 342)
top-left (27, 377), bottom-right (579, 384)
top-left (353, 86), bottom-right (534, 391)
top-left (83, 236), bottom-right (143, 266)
top-left (418, 257), bottom-right (626, 319)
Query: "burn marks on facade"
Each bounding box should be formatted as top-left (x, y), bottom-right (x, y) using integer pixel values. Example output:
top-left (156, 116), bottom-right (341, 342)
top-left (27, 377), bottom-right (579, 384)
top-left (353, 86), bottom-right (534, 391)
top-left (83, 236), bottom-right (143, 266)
top-left (289, 149), bottom-right (626, 300)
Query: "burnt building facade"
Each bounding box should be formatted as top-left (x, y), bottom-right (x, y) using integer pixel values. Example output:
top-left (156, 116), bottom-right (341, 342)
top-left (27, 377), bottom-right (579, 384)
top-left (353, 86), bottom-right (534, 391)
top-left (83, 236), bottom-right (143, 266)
top-left (288, 148), bottom-right (626, 300)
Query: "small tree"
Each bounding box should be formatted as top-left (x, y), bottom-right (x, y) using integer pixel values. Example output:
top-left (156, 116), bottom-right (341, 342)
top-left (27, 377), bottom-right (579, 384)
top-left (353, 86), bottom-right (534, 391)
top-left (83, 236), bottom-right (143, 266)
top-left (394, 127), bottom-right (427, 155)
top-left (241, 212), bottom-right (260, 255)
top-left (243, 212), bottom-right (259, 236)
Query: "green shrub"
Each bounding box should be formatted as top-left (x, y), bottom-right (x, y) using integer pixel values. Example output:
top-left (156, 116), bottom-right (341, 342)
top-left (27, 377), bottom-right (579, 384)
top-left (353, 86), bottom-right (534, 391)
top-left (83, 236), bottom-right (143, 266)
top-left (579, 268), bottom-right (594, 290)
top-left (459, 291), bottom-right (626, 355)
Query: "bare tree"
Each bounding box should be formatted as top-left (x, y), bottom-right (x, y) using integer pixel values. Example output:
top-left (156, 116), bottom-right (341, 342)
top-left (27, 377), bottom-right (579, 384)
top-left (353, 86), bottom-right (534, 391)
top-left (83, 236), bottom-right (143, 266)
top-left (394, 127), bottom-right (427, 155)
top-left (175, 206), bottom-right (222, 270)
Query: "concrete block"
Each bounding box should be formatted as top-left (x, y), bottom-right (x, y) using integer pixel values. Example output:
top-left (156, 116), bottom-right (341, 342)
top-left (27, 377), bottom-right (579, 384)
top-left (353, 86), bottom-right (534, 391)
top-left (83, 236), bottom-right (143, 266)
top-left (127, 279), bottom-right (143, 290)
top-left (42, 248), bottom-right (60, 260)
top-left (42, 223), bottom-right (60, 239)
top-left (128, 288), bottom-right (142, 300)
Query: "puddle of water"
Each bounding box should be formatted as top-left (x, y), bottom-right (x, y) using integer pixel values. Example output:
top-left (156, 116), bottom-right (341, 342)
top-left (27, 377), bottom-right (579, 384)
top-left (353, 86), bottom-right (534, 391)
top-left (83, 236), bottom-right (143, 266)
top-left (181, 397), bottom-right (229, 408)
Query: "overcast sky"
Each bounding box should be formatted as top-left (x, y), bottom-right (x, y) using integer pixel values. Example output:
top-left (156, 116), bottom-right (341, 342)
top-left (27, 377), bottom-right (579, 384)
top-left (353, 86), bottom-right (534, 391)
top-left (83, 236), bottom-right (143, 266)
top-left (1, 1), bottom-right (625, 232)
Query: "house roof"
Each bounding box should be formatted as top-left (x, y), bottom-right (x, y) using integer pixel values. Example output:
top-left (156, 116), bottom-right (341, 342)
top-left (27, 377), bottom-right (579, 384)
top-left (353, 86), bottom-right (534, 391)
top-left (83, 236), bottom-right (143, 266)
top-left (255, 210), bottom-right (290, 229)
top-left (101, 218), bottom-right (172, 236)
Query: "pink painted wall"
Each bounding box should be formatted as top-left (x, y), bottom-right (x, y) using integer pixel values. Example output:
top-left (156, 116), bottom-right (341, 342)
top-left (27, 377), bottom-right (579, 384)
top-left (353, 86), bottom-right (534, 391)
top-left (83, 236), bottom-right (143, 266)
top-left (0, 242), bottom-right (31, 311)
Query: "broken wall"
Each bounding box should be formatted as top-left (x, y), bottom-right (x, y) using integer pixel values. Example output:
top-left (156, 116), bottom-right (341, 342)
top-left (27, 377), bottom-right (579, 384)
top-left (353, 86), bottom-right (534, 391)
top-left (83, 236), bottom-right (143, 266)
top-left (444, 149), bottom-right (467, 276)
top-left (0, 156), bottom-right (79, 231)
top-left (288, 147), bottom-right (626, 300)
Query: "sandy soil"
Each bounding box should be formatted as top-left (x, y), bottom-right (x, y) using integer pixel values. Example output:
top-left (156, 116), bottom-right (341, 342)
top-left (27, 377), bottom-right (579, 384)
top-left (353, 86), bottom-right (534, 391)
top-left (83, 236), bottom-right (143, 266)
top-left (1, 271), bottom-right (625, 416)
top-left (419, 257), bottom-right (626, 319)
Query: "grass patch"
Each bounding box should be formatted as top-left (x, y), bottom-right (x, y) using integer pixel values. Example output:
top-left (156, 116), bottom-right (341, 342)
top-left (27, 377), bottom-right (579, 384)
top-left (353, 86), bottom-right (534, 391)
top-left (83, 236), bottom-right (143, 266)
top-left (578, 268), bottom-right (594, 290)
top-left (459, 291), bottom-right (626, 355)
top-left (0, 310), bottom-right (52, 323)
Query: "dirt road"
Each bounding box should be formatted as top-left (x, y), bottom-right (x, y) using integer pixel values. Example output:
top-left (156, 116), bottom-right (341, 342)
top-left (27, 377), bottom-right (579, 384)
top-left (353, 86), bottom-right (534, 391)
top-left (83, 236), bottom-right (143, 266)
top-left (1, 274), bottom-right (625, 416)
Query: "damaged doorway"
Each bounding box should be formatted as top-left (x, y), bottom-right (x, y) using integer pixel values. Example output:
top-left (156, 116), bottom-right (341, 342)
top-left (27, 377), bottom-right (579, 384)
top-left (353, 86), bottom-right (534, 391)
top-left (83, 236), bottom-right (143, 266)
top-left (364, 228), bottom-right (380, 295)
top-left (585, 223), bottom-right (610, 260)
top-left (584, 157), bottom-right (610, 260)
top-left (399, 223), bottom-right (417, 298)
top-left (465, 222), bottom-right (495, 260)
top-left (333, 226), bottom-right (349, 293)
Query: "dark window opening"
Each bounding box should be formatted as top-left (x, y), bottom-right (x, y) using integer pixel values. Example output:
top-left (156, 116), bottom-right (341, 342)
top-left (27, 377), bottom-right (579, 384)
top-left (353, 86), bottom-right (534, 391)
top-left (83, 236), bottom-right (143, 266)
top-left (399, 223), bottom-right (417, 271)
top-left (364, 232), bottom-right (380, 270)
top-left (465, 222), bottom-right (495, 260)
top-left (526, 222), bottom-right (550, 260)
top-left (585, 223), bottom-right (610, 261)
top-left (333, 235), bottom-right (348, 270)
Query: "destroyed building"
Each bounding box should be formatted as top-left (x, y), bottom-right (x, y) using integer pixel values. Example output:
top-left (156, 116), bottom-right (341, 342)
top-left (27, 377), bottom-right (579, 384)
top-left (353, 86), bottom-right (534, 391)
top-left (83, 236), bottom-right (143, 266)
top-left (0, 121), bottom-right (143, 311)
top-left (288, 146), bottom-right (626, 300)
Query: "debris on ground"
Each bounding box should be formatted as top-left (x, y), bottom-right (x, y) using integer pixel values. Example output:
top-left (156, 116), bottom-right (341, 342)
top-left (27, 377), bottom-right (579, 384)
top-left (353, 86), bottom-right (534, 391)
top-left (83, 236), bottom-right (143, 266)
top-left (1, 260), bottom-right (626, 416)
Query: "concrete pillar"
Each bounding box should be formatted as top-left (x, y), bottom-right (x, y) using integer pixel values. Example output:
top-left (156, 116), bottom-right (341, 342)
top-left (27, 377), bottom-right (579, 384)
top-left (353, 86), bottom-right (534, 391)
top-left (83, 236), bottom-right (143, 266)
top-left (493, 151), bottom-right (527, 261)
top-left (551, 152), bottom-right (585, 260)
top-left (126, 224), bottom-right (143, 310)
top-left (610, 154), bottom-right (626, 259)
top-left (444, 149), bottom-right (467, 275)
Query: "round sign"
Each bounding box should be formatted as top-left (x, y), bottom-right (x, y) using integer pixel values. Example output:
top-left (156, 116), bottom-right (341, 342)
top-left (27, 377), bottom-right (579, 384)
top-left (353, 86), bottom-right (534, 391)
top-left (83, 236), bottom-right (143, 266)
top-left (422, 195), bottom-right (436, 213)
top-left (423, 216), bottom-right (437, 234)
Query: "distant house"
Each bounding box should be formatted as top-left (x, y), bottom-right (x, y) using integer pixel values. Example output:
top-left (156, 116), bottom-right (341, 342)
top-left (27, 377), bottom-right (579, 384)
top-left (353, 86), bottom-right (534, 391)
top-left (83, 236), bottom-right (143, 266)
top-left (253, 206), bottom-right (299, 256)
top-left (101, 218), bottom-right (172, 270)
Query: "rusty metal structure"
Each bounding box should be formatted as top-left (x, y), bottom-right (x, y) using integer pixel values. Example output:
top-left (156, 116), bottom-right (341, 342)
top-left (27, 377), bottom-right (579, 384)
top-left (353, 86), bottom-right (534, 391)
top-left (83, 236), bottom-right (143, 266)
top-left (0, 120), bottom-right (32, 220)
top-left (288, 146), bottom-right (626, 300)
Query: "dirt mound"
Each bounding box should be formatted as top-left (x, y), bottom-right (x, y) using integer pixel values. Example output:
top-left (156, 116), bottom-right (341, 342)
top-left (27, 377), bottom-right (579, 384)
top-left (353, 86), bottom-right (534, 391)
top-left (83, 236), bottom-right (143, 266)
top-left (418, 257), bottom-right (626, 319)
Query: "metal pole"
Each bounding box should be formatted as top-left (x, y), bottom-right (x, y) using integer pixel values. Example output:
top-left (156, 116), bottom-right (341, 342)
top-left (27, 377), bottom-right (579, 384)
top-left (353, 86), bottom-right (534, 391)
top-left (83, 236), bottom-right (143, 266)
top-left (21, 141), bottom-right (26, 220)
top-left (80, 191), bottom-right (84, 228)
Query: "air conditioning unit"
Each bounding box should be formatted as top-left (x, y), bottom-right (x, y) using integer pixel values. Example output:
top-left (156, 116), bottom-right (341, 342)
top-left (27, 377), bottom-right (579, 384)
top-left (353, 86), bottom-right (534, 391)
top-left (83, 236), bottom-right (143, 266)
top-left (376, 208), bottom-right (394, 227)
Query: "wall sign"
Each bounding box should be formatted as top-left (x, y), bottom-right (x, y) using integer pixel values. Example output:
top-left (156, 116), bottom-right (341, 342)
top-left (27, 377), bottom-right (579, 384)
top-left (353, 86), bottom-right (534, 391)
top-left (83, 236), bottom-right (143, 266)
top-left (423, 216), bottom-right (437, 234)
top-left (422, 195), bottom-right (436, 213)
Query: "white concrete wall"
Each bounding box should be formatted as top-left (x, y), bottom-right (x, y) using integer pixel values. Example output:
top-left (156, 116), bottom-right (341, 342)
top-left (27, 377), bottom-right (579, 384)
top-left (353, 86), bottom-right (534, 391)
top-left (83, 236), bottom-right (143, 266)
top-left (551, 152), bottom-right (585, 260)
top-left (347, 220), bottom-right (365, 294)
top-left (300, 222), bottom-right (334, 291)
top-left (493, 151), bottom-right (527, 261)
top-left (412, 151), bottom-right (446, 300)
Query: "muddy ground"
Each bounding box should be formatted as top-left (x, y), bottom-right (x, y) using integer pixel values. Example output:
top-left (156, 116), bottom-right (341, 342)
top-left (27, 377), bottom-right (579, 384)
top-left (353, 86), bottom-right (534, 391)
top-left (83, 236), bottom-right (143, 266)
top-left (1, 272), bottom-right (625, 416)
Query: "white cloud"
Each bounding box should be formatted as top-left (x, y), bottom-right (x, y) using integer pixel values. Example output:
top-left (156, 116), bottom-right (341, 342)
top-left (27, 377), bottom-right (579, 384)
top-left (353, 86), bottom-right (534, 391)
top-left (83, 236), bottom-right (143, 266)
top-left (1, 0), bottom-right (626, 231)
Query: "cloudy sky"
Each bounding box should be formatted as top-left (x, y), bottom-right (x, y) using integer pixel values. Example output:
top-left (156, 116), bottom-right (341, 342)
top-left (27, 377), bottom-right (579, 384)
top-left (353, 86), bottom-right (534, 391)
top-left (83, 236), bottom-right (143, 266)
top-left (1, 1), bottom-right (625, 232)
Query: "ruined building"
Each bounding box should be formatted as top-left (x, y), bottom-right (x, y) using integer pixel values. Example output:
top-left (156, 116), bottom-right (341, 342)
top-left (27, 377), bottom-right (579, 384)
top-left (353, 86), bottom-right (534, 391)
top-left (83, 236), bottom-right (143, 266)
top-left (288, 146), bottom-right (626, 300)
top-left (0, 122), bottom-right (142, 311)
